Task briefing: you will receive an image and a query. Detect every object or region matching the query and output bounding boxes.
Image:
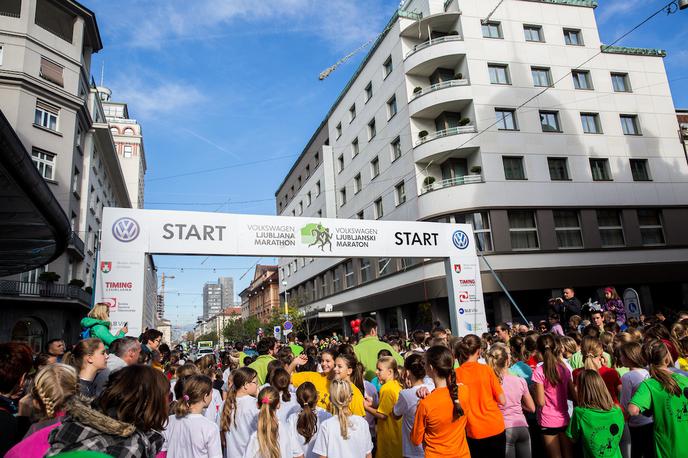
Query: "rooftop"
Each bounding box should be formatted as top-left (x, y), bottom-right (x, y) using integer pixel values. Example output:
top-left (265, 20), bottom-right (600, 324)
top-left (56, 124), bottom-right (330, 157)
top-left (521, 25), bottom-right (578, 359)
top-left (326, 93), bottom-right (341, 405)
top-left (601, 45), bottom-right (667, 57)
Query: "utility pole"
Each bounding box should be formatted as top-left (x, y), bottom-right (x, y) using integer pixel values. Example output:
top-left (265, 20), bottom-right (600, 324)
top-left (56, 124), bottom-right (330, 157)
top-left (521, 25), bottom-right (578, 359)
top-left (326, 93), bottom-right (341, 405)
top-left (159, 273), bottom-right (175, 320)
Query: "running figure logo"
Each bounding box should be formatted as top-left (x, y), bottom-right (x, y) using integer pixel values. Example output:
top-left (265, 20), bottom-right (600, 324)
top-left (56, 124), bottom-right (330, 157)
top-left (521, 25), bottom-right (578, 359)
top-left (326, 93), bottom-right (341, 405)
top-left (300, 223), bottom-right (332, 252)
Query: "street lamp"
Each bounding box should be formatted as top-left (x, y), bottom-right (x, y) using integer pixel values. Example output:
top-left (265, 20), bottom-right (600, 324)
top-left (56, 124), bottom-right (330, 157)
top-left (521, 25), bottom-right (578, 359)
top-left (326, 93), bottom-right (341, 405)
top-left (282, 280), bottom-right (289, 319)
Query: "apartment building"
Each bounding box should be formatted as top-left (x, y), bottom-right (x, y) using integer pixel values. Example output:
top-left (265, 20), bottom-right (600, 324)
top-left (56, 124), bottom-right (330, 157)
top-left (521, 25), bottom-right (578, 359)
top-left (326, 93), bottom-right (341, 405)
top-left (0, 0), bottom-right (133, 345)
top-left (202, 281), bottom-right (222, 320)
top-left (239, 265), bottom-right (279, 322)
top-left (275, 0), bottom-right (688, 334)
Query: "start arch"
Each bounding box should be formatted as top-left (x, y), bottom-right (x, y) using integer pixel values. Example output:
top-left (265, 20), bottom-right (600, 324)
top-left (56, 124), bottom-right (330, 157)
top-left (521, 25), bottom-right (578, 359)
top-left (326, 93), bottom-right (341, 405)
top-left (96, 208), bottom-right (487, 337)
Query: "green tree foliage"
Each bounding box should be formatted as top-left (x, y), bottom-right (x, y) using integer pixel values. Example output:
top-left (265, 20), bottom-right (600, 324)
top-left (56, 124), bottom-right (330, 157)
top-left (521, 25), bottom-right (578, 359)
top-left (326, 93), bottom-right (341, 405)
top-left (196, 331), bottom-right (218, 343)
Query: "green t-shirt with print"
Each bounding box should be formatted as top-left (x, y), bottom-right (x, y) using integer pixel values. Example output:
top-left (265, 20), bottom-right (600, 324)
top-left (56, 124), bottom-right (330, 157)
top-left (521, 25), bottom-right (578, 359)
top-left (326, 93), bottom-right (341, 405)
top-left (630, 373), bottom-right (688, 458)
top-left (566, 406), bottom-right (624, 458)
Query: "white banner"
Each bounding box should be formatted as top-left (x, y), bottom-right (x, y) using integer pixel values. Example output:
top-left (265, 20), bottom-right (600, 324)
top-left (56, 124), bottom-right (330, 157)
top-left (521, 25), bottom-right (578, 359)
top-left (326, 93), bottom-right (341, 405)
top-left (97, 208), bottom-right (487, 337)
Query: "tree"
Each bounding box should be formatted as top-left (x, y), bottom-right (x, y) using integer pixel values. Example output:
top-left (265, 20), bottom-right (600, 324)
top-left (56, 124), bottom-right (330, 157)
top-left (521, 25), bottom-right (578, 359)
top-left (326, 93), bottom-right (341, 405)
top-left (182, 331), bottom-right (194, 342)
top-left (196, 331), bottom-right (217, 343)
top-left (223, 315), bottom-right (262, 343)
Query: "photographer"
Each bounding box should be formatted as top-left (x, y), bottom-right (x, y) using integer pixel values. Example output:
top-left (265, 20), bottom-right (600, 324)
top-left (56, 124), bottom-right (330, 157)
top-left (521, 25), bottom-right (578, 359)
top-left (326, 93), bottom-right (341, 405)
top-left (549, 287), bottom-right (582, 326)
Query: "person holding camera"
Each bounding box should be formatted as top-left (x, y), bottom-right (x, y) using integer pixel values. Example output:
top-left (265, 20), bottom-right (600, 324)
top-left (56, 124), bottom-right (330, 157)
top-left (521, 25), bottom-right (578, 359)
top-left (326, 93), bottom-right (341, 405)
top-left (549, 288), bottom-right (582, 327)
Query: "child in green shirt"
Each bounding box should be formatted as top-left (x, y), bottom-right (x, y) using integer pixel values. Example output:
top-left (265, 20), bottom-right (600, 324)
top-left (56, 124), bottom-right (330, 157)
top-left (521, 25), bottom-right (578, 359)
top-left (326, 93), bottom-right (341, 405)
top-left (567, 369), bottom-right (625, 458)
top-left (628, 340), bottom-right (688, 458)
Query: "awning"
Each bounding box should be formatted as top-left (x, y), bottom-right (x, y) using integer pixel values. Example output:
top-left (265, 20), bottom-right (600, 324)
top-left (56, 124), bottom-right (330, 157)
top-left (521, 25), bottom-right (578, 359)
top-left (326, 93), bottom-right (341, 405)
top-left (0, 110), bottom-right (70, 276)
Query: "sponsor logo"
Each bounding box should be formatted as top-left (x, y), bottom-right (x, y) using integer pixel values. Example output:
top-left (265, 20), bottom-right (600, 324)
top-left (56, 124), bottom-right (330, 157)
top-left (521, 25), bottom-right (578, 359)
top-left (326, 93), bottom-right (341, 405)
top-left (100, 298), bottom-right (117, 310)
top-left (335, 227), bottom-right (378, 248)
top-left (452, 230), bottom-right (469, 250)
top-left (100, 261), bottom-right (112, 274)
top-left (162, 224), bottom-right (226, 241)
top-left (247, 224), bottom-right (296, 247)
top-left (105, 281), bottom-right (133, 291)
top-left (300, 223), bottom-right (332, 252)
top-left (453, 264), bottom-right (461, 274)
top-left (394, 231), bottom-right (439, 246)
top-left (458, 291), bottom-right (470, 302)
top-left (459, 279), bottom-right (476, 286)
top-left (112, 217), bottom-right (140, 242)
top-left (465, 322), bottom-right (484, 332)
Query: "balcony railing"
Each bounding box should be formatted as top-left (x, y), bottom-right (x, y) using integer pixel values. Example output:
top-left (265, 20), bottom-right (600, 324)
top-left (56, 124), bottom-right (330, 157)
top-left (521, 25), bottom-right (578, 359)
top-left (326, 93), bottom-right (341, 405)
top-left (67, 231), bottom-right (85, 258)
top-left (411, 79), bottom-right (470, 100)
top-left (421, 174), bottom-right (483, 194)
top-left (415, 125), bottom-right (477, 146)
top-left (0, 280), bottom-right (91, 304)
top-left (406, 35), bottom-right (464, 59)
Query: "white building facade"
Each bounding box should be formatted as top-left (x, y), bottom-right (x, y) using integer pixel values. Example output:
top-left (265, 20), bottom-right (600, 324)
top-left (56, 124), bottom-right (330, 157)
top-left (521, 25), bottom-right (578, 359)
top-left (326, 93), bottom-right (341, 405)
top-left (275, 0), bottom-right (688, 333)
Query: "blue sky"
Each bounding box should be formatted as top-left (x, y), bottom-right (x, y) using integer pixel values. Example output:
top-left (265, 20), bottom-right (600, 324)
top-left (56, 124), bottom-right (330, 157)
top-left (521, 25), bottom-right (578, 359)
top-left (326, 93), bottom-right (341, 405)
top-left (88, 0), bottom-right (688, 327)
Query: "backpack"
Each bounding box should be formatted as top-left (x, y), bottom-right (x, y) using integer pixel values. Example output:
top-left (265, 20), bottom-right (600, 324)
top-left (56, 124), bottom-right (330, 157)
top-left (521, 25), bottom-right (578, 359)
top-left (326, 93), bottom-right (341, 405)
top-left (80, 327), bottom-right (91, 339)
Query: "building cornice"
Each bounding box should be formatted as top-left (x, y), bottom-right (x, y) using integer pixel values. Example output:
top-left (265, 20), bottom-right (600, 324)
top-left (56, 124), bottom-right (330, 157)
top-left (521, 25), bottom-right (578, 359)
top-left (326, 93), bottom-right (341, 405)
top-left (601, 45), bottom-right (667, 58)
top-left (536, 0), bottom-right (597, 8)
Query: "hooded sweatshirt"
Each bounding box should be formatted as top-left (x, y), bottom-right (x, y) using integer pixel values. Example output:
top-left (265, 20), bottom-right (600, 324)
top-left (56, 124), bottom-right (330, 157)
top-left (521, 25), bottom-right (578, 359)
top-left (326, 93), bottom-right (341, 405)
top-left (80, 318), bottom-right (124, 348)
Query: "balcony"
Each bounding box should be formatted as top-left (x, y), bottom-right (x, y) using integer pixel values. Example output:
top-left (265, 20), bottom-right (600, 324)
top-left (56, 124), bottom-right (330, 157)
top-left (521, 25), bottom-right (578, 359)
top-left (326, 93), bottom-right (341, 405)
top-left (0, 280), bottom-right (91, 305)
top-left (409, 80), bottom-right (472, 117)
top-left (416, 125), bottom-right (476, 147)
top-left (413, 125), bottom-right (479, 162)
top-left (67, 231), bottom-right (85, 259)
top-left (411, 79), bottom-right (469, 100)
top-left (406, 35), bottom-right (463, 59)
top-left (421, 174), bottom-right (483, 194)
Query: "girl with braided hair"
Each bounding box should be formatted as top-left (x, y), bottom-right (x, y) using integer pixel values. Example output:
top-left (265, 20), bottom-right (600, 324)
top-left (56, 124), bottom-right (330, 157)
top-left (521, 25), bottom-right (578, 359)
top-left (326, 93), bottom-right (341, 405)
top-left (219, 367), bottom-right (259, 458)
top-left (288, 382), bottom-right (332, 458)
top-left (5, 364), bottom-right (78, 458)
top-left (411, 345), bottom-right (470, 458)
top-left (243, 386), bottom-right (303, 458)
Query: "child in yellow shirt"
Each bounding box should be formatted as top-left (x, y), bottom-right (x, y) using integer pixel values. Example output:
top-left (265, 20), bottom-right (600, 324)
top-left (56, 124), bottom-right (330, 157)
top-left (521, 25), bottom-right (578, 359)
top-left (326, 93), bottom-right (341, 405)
top-left (365, 355), bottom-right (403, 458)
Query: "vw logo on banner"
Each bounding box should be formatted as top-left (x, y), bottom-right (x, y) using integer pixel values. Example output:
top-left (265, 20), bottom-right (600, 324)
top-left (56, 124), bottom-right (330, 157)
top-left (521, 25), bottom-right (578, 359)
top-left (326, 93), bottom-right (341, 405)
top-left (452, 230), bottom-right (469, 250)
top-left (112, 217), bottom-right (140, 243)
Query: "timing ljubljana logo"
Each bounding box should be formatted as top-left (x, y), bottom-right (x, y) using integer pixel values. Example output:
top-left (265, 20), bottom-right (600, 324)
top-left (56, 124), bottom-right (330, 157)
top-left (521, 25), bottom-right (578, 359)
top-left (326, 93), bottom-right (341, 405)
top-left (452, 230), bottom-right (469, 249)
top-left (112, 217), bottom-right (140, 242)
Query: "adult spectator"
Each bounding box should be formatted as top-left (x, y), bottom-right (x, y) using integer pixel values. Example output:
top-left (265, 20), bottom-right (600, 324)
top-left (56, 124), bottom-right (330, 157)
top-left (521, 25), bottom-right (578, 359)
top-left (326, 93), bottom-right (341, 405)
top-left (353, 317), bottom-right (403, 381)
top-left (80, 303), bottom-right (127, 349)
top-left (248, 337), bottom-right (278, 385)
top-left (494, 323), bottom-right (511, 343)
top-left (46, 339), bottom-right (66, 362)
top-left (139, 329), bottom-right (163, 360)
top-left (93, 337), bottom-right (141, 396)
top-left (0, 342), bottom-right (33, 455)
top-left (287, 334), bottom-right (304, 356)
top-left (550, 287), bottom-right (582, 323)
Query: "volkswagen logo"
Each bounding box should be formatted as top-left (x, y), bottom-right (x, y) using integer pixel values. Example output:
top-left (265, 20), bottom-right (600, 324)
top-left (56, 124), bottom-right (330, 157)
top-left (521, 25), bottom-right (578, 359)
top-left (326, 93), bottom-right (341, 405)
top-left (112, 217), bottom-right (140, 242)
top-left (452, 230), bottom-right (469, 249)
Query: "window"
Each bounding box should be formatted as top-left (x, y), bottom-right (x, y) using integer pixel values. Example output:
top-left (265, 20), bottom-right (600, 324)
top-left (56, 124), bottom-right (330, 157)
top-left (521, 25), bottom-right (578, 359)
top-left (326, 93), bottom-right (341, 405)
top-left (383, 56), bottom-right (393, 78)
top-left (357, 210), bottom-right (364, 220)
top-left (332, 268), bottom-right (340, 292)
top-left (387, 95), bottom-right (397, 119)
top-left (305, 165), bottom-right (310, 178)
top-left (349, 104), bottom-right (356, 122)
top-left (488, 64), bottom-right (510, 84)
top-left (123, 128), bottom-right (134, 136)
top-left (395, 181), bottom-right (406, 205)
top-left (457, 212), bottom-right (493, 251)
top-left (548, 157), bottom-right (570, 181)
top-left (563, 28), bottom-right (583, 45)
top-left (34, 100), bottom-right (59, 130)
top-left (317, 209), bottom-right (322, 217)
top-left (374, 197), bottom-right (383, 219)
top-left (638, 209), bottom-right (665, 246)
top-left (35, 0), bottom-right (75, 42)
top-left (0, 0), bottom-right (21, 18)
top-left (364, 82), bottom-right (373, 102)
top-left (368, 118), bottom-right (376, 140)
top-left (611, 72), bottom-right (631, 92)
top-left (554, 210), bottom-right (583, 248)
top-left (123, 145), bottom-right (133, 157)
top-left (344, 261), bottom-right (354, 288)
top-left (315, 152), bottom-right (320, 166)
top-left (539, 111), bottom-right (561, 132)
top-left (495, 109), bottom-right (517, 130)
top-left (21, 265), bottom-right (47, 283)
top-left (0, 45), bottom-right (3, 66)
top-left (531, 67), bottom-right (552, 87)
top-left (354, 174), bottom-right (362, 194)
top-left (580, 113), bottom-right (602, 134)
top-left (39, 57), bottom-right (64, 86)
top-left (391, 137), bottom-right (401, 161)
top-left (346, 138), bottom-right (357, 158)
top-left (370, 157), bottom-right (380, 178)
top-left (335, 122), bottom-right (342, 138)
top-left (337, 154), bottom-right (344, 173)
top-left (523, 25), bottom-right (543, 42)
top-left (339, 188), bottom-right (346, 206)
top-left (315, 181), bottom-right (321, 196)
top-left (298, 201), bottom-right (303, 215)
top-left (590, 158), bottom-right (612, 181)
top-left (306, 191), bottom-right (312, 206)
top-left (320, 274), bottom-right (327, 297)
top-left (508, 211), bottom-right (539, 250)
top-left (630, 159), bottom-right (651, 181)
top-left (31, 148), bottom-right (54, 180)
top-left (71, 167), bottom-right (80, 195)
top-left (597, 210), bottom-right (625, 247)
top-left (503, 156), bottom-right (526, 180)
top-left (620, 115), bottom-right (640, 135)
top-left (360, 258), bottom-right (371, 282)
top-left (572, 70), bottom-right (593, 90)
top-left (378, 257), bottom-right (391, 276)
top-left (482, 21), bottom-right (503, 38)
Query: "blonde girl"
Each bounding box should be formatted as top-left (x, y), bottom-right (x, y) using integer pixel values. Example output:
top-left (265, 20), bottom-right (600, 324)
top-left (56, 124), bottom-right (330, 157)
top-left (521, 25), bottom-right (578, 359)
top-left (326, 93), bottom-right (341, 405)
top-left (364, 356), bottom-right (402, 458)
top-left (163, 374), bottom-right (222, 457)
top-left (331, 353), bottom-right (366, 416)
top-left (572, 336), bottom-right (621, 405)
top-left (618, 342), bottom-right (653, 458)
top-left (65, 338), bottom-right (107, 398)
top-left (566, 370), bottom-right (624, 458)
top-left (243, 386), bottom-right (303, 458)
top-left (312, 379), bottom-right (373, 458)
top-left (487, 344), bottom-right (535, 458)
top-left (5, 364), bottom-right (78, 458)
top-left (219, 367), bottom-right (259, 458)
top-left (80, 302), bottom-right (127, 348)
top-left (288, 382), bottom-right (332, 458)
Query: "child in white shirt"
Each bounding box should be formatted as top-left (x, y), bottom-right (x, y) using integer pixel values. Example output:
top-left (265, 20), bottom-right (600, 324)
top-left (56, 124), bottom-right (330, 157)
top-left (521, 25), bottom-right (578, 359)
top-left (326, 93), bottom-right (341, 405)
top-left (218, 367), bottom-right (260, 458)
top-left (288, 382), bottom-right (332, 458)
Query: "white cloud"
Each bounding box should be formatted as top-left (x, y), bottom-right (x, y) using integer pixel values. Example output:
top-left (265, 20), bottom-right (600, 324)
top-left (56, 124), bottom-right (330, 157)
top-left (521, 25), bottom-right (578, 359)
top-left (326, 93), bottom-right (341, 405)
top-left (110, 77), bottom-right (205, 119)
top-left (596, 0), bottom-right (659, 24)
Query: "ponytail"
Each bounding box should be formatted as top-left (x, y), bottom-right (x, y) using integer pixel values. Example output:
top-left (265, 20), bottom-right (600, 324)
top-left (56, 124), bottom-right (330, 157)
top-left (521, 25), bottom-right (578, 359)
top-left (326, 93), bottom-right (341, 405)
top-left (425, 346), bottom-right (463, 421)
top-left (295, 382), bottom-right (319, 443)
top-left (329, 379), bottom-right (353, 439)
top-left (270, 367), bottom-right (292, 403)
top-left (486, 344), bottom-right (509, 384)
top-left (377, 356), bottom-right (400, 383)
top-left (220, 367), bottom-right (257, 448)
top-left (174, 375), bottom-right (212, 417)
top-left (256, 386), bottom-right (280, 458)
top-left (537, 334), bottom-right (561, 386)
top-left (645, 340), bottom-right (680, 396)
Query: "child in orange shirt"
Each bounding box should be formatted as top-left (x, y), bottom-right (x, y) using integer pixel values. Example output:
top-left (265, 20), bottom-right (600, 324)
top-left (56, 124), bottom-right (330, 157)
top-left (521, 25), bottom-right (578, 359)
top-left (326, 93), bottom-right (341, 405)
top-left (365, 356), bottom-right (403, 458)
top-left (454, 334), bottom-right (506, 455)
top-left (411, 346), bottom-right (470, 458)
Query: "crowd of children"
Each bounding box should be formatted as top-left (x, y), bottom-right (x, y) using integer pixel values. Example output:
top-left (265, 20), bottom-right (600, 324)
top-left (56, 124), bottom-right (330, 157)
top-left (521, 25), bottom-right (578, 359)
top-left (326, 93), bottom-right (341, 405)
top-left (3, 311), bottom-right (688, 457)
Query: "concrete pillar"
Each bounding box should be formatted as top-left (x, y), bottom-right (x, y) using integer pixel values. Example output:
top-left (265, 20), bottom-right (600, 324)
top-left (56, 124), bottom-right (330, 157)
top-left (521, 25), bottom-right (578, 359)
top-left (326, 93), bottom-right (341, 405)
top-left (493, 293), bottom-right (513, 325)
top-left (341, 317), bottom-right (349, 338)
top-left (395, 306), bottom-right (405, 337)
top-left (639, 285), bottom-right (654, 316)
top-left (376, 310), bottom-right (387, 336)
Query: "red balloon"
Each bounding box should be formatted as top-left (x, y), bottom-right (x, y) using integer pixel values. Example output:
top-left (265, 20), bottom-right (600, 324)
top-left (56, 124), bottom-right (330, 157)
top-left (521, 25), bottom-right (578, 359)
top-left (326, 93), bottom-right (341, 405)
top-left (352, 326), bottom-right (360, 334)
top-left (350, 320), bottom-right (357, 329)
top-left (355, 318), bottom-right (361, 326)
